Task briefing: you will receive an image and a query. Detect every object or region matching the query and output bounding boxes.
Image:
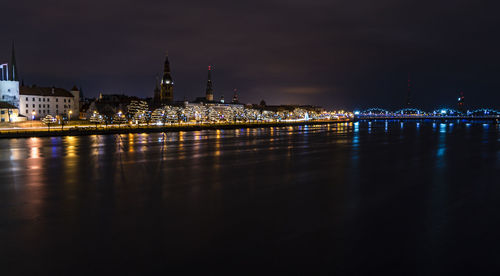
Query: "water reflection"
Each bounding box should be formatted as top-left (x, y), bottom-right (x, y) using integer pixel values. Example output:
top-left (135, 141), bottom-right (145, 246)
top-left (0, 121), bottom-right (499, 275)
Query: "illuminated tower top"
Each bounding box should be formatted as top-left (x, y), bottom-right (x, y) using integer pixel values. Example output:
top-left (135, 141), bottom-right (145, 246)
top-left (457, 91), bottom-right (465, 112)
top-left (161, 54), bottom-right (173, 85)
top-left (205, 65), bottom-right (214, 101)
top-left (160, 53), bottom-right (174, 103)
top-left (232, 88), bottom-right (239, 103)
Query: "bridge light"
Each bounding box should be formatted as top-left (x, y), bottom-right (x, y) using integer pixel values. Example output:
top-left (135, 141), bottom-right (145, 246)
top-left (441, 109), bottom-right (447, 115)
top-left (354, 111), bottom-right (360, 115)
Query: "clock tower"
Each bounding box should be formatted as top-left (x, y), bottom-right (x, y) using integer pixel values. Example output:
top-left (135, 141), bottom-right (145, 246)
top-left (160, 54), bottom-right (174, 104)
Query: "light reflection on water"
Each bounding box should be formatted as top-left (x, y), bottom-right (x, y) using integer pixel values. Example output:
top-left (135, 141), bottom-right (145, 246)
top-left (0, 121), bottom-right (499, 274)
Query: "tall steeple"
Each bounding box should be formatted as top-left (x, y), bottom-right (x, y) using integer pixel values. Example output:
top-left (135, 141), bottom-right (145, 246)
top-left (153, 75), bottom-right (160, 105)
top-left (160, 53), bottom-right (174, 104)
top-left (205, 65), bottom-right (214, 101)
top-left (9, 41), bottom-right (19, 81)
top-left (406, 72), bottom-right (411, 107)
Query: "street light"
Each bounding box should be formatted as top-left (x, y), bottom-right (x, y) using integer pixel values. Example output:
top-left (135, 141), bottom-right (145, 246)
top-left (31, 111), bottom-right (36, 128)
top-left (69, 110), bottom-right (72, 121)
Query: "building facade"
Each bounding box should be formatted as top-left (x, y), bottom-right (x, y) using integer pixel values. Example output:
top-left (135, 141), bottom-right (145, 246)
top-left (0, 101), bottom-right (19, 122)
top-left (0, 43), bottom-right (20, 108)
top-left (19, 86), bottom-right (76, 119)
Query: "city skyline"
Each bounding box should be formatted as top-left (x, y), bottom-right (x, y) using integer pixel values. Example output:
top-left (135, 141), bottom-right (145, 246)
top-left (2, 0), bottom-right (499, 110)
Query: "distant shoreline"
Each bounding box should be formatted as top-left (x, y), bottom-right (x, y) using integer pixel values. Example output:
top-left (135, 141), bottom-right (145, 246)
top-left (0, 119), bottom-right (351, 139)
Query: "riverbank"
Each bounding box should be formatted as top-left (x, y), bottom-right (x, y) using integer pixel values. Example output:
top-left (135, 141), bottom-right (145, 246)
top-left (0, 119), bottom-right (351, 139)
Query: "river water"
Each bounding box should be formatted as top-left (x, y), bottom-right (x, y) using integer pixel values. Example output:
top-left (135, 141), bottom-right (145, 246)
top-left (1, 121), bottom-right (499, 274)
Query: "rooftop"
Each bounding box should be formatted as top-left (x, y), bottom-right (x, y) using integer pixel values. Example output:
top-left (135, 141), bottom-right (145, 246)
top-left (20, 86), bottom-right (74, 98)
top-left (0, 101), bottom-right (17, 109)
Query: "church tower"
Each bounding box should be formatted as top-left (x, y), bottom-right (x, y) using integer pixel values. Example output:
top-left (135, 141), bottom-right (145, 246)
top-left (153, 75), bottom-right (160, 105)
top-left (205, 65), bottom-right (214, 101)
top-left (9, 41), bottom-right (19, 81)
top-left (160, 54), bottom-right (174, 104)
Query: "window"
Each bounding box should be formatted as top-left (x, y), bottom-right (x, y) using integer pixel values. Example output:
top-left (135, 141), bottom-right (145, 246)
top-left (32, 98), bottom-right (35, 101)
top-left (43, 105), bottom-right (45, 108)
top-left (26, 104), bottom-right (28, 108)
top-left (56, 99), bottom-right (58, 102)
top-left (26, 110), bottom-right (28, 114)
top-left (68, 99), bottom-right (71, 103)
top-left (38, 110), bottom-right (41, 114)
top-left (1, 118), bottom-right (4, 122)
top-left (47, 104), bottom-right (50, 108)
top-left (26, 97), bottom-right (28, 101)
top-left (32, 104), bottom-right (35, 108)
top-left (39, 98), bottom-right (41, 102)
top-left (43, 98), bottom-right (45, 102)
top-left (39, 104), bottom-right (41, 108)
top-left (56, 105), bottom-right (58, 108)
top-left (64, 99), bottom-right (66, 103)
top-left (1, 111), bottom-right (4, 114)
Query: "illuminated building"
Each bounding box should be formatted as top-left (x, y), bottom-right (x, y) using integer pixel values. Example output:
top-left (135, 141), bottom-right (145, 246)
top-left (19, 86), bottom-right (77, 119)
top-left (159, 53), bottom-right (174, 104)
top-left (0, 42), bottom-right (20, 108)
top-left (0, 101), bottom-right (19, 122)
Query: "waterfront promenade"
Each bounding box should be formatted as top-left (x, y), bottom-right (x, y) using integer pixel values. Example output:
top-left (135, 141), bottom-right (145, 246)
top-left (0, 119), bottom-right (350, 138)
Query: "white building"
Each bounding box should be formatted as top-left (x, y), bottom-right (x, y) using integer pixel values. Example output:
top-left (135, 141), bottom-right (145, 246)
top-left (0, 44), bottom-right (20, 108)
top-left (0, 79), bottom-right (19, 108)
top-left (0, 62), bottom-right (20, 108)
top-left (19, 86), bottom-right (79, 119)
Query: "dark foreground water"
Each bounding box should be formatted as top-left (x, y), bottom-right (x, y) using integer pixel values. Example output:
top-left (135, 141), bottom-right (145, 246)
top-left (1, 121), bottom-right (500, 275)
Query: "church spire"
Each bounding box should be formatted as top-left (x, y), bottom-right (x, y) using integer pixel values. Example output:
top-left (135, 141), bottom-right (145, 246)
top-left (10, 41), bottom-right (19, 81)
top-left (160, 52), bottom-right (174, 103)
top-left (164, 52), bottom-right (171, 74)
top-left (205, 65), bottom-right (214, 101)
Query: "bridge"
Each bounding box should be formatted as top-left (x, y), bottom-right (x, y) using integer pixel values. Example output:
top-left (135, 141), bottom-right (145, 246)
top-left (354, 108), bottom-right (500, 121)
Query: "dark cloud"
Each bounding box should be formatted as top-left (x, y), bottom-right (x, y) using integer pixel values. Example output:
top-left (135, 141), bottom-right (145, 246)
top-left (2, 0), bottom-right (500, 109)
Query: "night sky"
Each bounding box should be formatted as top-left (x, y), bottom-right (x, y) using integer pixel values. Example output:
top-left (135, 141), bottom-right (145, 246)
top-left (2, 0), bottom-right (499, 110)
